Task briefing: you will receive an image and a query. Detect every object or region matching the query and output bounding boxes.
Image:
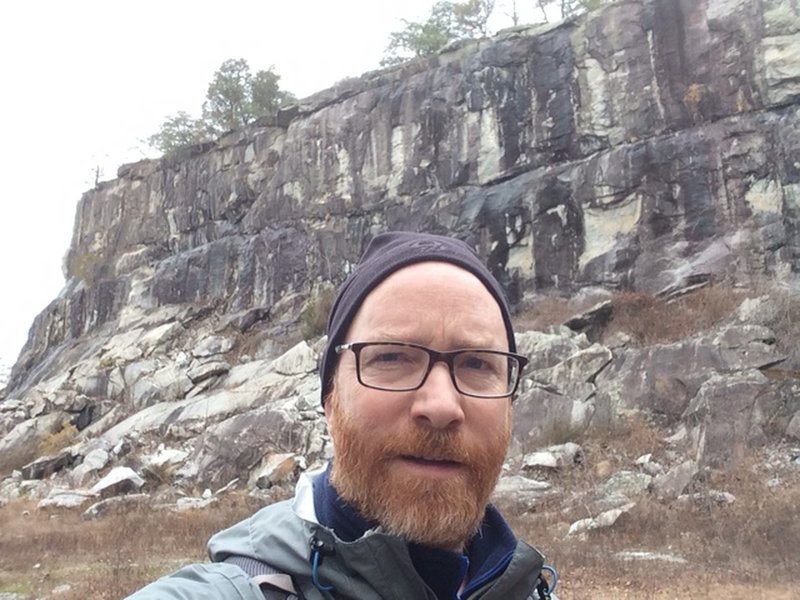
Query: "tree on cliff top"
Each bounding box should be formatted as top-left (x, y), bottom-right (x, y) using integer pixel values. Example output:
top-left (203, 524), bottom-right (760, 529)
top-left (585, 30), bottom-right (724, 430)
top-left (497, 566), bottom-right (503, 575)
top-left (381, 0), bottom-right (610, 66)
top-left (148, 59), bottom-right (295, 154)
top-left (381, 1), bottom-right (496, 66)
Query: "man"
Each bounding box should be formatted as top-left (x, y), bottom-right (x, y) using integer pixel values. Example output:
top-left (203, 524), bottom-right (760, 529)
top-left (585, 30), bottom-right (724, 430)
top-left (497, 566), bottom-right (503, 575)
top-left (127, 231), bottom-right (555, 600)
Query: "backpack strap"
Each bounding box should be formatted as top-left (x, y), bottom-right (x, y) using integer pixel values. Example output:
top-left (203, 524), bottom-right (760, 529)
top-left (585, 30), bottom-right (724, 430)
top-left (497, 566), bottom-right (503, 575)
top-left (223, 555), bottom-right (301, 600)
top-left (535, 564), bottom-right (559, 600)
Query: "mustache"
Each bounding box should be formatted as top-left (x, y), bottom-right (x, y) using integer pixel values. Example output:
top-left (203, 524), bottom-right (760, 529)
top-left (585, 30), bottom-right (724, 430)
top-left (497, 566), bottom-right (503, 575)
top-left (379, 428), bottom-right (474, 465)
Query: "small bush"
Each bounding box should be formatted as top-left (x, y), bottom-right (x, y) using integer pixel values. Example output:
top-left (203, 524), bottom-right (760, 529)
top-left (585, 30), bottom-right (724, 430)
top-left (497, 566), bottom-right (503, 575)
top-left (301, 287), bottom-right (336, 340)
top-left (39, 423), bottom-right (78, 456)
top-left (513, 294), bottom-right (603, 331)
top-left (602, 285), bottom-right (743, 345)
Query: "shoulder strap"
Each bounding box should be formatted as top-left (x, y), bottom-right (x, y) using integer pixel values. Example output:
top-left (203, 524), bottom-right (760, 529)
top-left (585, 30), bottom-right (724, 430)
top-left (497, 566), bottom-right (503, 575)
top-left (223, 555), bottom-right (301, 600)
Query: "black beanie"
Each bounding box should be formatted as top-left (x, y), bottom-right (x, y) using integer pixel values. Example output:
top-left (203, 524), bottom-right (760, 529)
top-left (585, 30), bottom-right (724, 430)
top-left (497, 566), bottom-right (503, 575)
top-left (319, 231), bottom-right (516, 405)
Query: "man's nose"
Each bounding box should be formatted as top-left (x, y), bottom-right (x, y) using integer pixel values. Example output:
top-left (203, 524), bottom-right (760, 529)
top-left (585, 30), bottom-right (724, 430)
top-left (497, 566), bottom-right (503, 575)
top-left (409, 361), bottom-right (465, 429)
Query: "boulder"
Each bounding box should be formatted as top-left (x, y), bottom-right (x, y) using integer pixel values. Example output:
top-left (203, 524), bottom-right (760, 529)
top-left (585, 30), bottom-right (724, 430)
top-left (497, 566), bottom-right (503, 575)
top-left (90, 466), bottom-right (145, 496)
top-left (37, 488), bottom-right (97, 509)
top-left (187, 360), bottom-right (230, 384)
top-left (685, 371), bottom-right (778, 467)
top-left (786, 411), bottom-right (800, 440)
top-left (522, 443), bottom-right (584, 471)
top-left (143, 445), bottom-right (189, 468)
top-left (272, 341), bottom-right (318, 376)
top-left (651, 460), bottom-right (698, 500)
top-left (602, 471), bottom-right (652, 498)
top-left (252, 453), bottom-right (304, 489)
top-left (493, 475), bottom-right (552, 509)
top-left (70, 448), bottom-right (111, 487)
top-left (568, 502), bottom-right (636, 536)
top-left (83, 493), bottom-right (149, 519)
top-left (193, 335), bottom-right (234, 358)
top-left (21, 449), bottom-right (76, 480)
top-left (179, 406), bottom-right (319, 487)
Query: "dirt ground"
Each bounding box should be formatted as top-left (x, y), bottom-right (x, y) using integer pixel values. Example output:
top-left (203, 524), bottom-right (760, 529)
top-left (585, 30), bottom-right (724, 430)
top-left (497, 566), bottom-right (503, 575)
top-left (1, 481), bottom-right (799, 600)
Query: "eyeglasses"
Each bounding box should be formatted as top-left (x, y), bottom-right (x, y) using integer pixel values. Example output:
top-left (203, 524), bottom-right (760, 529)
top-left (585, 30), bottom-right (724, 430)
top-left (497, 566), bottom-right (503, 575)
top-left (335, 342), bottom-right (528, 398)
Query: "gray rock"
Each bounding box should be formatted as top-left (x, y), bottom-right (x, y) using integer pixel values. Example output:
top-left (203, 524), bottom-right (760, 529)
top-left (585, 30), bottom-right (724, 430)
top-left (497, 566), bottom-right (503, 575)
top-left (187, 360), bottom-right (230, 384)
top-left (252, 452), bottom-right (304, 489)
top-left (175, 496), bottom-right (217, 511)
top-left (70, 448), bottom-right (110, 486)
top-left (522, 443), bottom-right (584, 472)
top-left (522, 451), bottom-right (559, 470)
top-left (137, 322), bottom-right (185, 355)
top-left (21, 449), bottom-right (76, 480)
top-left (685, 371), bottom-right (777, 467)
top-left (651, 460), bottom-right (698, 500)
top-left (786, 411), bottom-right (800, 440)
top-left (493, 474), bottom-right (552, 509)
top-left (37, 488), bottom-right (97, 509)
top-left (193, 335), bottom-right (234, 358)
top-left (82, 493), bottom-right (149, 519)
top-left (272, 341), bottom-right (318, 376)
top-left (90, 466), bottom-right (145, 496)
top-left (131, 363), bottom-right (193, 408)
top-left (568, 502), bottom-right (636, 536)
top-left (143, 445), bottom-right (189, 468)
top-left (180, 406), bottom-right (318, 488)
top-left (603, 471), bottom-right (652, 498)
top-left (514, 331), bottom-right (590, 372)
top-left (615, 551), bottom-right (687, 564)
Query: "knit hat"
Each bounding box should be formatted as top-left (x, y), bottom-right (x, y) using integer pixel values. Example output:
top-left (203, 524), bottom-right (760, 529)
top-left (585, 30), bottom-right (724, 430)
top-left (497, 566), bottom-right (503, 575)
top-left (319, 231), bottom-right (515, 405)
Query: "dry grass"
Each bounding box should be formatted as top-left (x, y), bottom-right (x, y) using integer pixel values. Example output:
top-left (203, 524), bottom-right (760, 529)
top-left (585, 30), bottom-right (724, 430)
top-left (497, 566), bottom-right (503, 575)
top-left (514, 285), bottom-right (745, 346)
top-left (39, 424), bottom-right (78, 457)
top-left (601, 286), bottom-right (744, 345)
top-left (0, 494), bottom-right (264, 599)
top-left (514, 294), bottom-right (602, 331)
top-left (2, 440), bottom-right (798, 599)
top-left (504, 417), bottom-right (800, 598)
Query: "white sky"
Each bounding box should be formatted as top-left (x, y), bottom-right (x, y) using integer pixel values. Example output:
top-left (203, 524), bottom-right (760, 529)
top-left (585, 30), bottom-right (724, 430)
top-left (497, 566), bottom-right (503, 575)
top-left (0, 0), bottom-right (547, 373)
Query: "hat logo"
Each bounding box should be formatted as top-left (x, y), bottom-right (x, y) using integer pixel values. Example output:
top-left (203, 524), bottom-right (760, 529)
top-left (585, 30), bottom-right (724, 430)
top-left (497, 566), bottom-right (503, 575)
top-left (408, 240), bottom-right (445, 251)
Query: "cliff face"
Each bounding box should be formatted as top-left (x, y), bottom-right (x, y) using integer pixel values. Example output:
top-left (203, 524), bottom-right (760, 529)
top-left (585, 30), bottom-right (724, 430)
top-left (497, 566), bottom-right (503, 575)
top-left (1, 0), bottom-right (799, 500)
top-left (13, 0), bottom-right (798, 393)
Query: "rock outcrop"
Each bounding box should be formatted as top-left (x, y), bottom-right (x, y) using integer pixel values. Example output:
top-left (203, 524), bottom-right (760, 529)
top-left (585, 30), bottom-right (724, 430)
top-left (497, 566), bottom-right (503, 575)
top-left (1, 0), bottom-right (799, 515)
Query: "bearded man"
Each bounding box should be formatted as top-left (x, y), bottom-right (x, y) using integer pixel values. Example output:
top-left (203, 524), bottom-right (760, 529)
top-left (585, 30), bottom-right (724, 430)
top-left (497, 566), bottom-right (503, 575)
top-left (127, 231), bottom-right (556, 600)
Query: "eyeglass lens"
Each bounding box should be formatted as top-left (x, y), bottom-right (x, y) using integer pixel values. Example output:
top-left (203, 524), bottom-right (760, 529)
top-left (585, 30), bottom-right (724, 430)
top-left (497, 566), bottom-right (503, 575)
top-left (357, 344), bottom-right (518, 397)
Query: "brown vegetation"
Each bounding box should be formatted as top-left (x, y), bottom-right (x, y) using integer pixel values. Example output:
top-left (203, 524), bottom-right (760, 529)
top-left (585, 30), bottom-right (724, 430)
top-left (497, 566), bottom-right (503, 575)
top-left (0, 494), bottom-right (264, 599)
top-left (3, 434), bottom-right (798, 599)
top-left (514, 284), bottom-right (749, 346)
top-left (602, 286), bottom-right (744, 345)
top-left (503, 416), bottom-right (800, 599)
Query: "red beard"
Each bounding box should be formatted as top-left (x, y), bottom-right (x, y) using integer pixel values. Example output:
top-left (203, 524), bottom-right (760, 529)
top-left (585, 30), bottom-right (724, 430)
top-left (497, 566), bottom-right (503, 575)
top-left (327, 392), bottom-right (510, 551)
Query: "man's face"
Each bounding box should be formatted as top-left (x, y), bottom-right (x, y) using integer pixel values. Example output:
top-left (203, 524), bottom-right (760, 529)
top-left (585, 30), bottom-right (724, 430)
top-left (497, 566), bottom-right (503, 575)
top-left (325, 261), bottom-right (512, 551)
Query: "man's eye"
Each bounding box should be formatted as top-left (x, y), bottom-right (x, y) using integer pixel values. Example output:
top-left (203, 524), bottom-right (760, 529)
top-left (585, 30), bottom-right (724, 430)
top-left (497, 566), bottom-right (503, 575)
top-left (364, 349), bottom-right (416, 368)
top-left (460, 353), bottom-right (502, 374)
top-left (463, 356), bottom-right (491, 370)
top-left (374, 352), bottom-right (403, 363)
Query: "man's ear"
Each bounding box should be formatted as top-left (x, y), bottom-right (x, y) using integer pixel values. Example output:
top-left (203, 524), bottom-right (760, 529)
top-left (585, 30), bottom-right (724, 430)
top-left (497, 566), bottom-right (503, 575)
top-left (323, 398), bottom-right (332, 420)
top-left (322, 386), bottom-right (335, 421)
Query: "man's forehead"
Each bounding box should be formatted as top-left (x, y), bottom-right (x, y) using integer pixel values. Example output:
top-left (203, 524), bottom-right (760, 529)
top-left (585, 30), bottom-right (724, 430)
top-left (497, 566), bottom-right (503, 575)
top-left (350, 261), bottom-right (507, 345)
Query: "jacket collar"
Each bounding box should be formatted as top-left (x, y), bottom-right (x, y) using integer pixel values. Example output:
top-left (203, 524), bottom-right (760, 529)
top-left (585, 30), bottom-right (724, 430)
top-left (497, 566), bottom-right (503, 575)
top-left (311, 463), bottom-right (518, 599)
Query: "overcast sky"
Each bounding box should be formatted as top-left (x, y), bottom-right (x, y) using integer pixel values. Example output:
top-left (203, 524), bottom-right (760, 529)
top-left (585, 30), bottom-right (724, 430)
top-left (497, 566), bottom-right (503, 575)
top-left (0, 0), bottom-right (547, 373)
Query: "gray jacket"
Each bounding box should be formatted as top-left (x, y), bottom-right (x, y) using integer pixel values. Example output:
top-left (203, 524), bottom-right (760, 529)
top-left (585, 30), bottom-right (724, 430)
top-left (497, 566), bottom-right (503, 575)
top-left (126, 470), bottom-right (546, 599)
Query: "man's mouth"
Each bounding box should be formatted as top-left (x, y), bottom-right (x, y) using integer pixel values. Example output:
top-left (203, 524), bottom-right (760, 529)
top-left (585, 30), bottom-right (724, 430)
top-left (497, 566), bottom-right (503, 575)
top-left (398, 455), bottom-right (464, 471)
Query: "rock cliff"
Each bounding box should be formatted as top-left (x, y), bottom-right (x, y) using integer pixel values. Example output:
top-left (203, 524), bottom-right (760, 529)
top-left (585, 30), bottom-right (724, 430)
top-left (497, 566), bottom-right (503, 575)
top-left (1, 0), bottom-right (799, 517)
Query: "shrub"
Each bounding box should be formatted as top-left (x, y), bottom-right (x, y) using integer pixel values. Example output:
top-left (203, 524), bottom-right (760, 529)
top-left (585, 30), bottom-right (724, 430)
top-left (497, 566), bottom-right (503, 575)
top-left (603, 285), bottom-right (743, 345)
top-left (301, 286), bottom-right (336, 340)
top-left (39, 423), bottom-right (78, 456)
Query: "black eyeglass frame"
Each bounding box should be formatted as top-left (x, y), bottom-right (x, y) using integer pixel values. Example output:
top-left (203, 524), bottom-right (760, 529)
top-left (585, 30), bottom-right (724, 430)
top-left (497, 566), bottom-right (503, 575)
top-left (334, 341), bottom-right (528, 398)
